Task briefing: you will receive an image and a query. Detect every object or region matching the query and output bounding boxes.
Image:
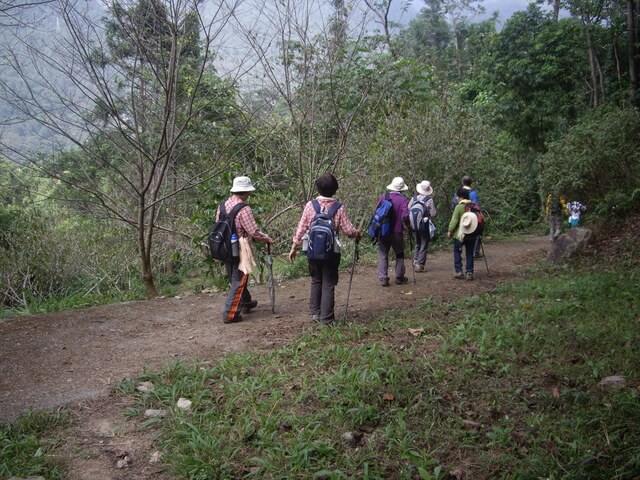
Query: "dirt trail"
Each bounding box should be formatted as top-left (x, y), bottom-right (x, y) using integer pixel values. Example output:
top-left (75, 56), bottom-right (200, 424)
top-left (0, 235), bottom-right (548, 425)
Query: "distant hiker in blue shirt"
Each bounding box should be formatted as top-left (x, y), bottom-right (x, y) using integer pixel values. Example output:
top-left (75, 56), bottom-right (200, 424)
top-left (567, 200), bottom-right (586, 227)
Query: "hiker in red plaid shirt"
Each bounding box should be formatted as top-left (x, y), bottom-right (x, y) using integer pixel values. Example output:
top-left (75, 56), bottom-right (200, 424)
top-left (217, 176), bottom-right (273, 324)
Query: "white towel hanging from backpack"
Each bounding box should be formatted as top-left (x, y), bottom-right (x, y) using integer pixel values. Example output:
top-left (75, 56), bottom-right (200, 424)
top-left (238, 237), bottom-right (256, 275)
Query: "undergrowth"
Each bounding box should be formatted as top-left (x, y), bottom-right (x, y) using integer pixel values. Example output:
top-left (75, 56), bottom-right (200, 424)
top-left (118, 264), bottom-right (639, 478)
top-left (3, 230), bottom-right (638, 479)
top-left (0, 410), bottom-right (71, 479)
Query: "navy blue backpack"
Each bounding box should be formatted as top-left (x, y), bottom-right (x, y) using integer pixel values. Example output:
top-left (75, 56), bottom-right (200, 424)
top-left (307, 200), bottom-right (342, 261)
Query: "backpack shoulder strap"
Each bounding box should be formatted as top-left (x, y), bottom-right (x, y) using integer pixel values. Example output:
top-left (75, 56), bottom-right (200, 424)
top-left (413, 195), bottom-right (428, 206)
top-left (228, 202), bottom-right (247, 218)
top-left (327, 201), bottom-right (342, 218)
top-left (311, 199), bottom-right (321, 214)
top-left (227, 202), bottom-right (247, 231)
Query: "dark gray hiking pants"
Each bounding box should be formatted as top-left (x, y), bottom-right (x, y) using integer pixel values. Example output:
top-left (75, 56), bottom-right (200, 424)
top-left (308, 255), bottom-right (341, 324)
top-left (377, 233), bottom-right (406, 281)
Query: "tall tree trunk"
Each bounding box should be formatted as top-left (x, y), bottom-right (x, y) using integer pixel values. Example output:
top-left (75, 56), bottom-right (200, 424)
top-left (583, 15), bottom-right (601, 107)
top-left (553, 0), bottom-right (560, 20)
top-left (138, 192), bottom-right (158, 298)
top-left (452, 19), bottom-right (462, 77)
top-left (629, 0), bottom-right (639, 106)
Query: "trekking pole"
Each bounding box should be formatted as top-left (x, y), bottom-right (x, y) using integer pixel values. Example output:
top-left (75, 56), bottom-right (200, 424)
top-left (267, 244), bottom-right (275, 313)
top-left (408, 230), bottom-right (416, 284)
top-left (343, 214), bottom-right (367, 321)
top-left (480, 239), bottom-right (491, 276)
top-left (343, 238), bottom-right (360, 321)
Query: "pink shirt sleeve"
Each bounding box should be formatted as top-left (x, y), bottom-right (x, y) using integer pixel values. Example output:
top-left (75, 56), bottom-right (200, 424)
top-left (292, 201), bottom-right (315, 245)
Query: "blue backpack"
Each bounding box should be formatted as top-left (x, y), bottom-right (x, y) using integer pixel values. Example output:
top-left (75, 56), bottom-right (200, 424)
top-left (307, 200), bottom-right (342, 261)
top-left (368, 193), bottom-right (394, 243)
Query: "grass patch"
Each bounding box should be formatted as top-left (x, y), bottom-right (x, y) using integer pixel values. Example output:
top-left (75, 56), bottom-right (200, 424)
top-left (0, 410), bottom-right (72, 479)
top-left (120, 264), bottom-right (639, 478)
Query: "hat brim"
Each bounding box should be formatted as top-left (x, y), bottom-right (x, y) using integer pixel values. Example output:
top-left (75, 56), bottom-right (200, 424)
top-left (460, 212), bottom-right (478, 234)
top-left (230, 186), bottom-right (256, 193)
top-left (387, 183), bottom-right (408, 191)
top-left (417, 185), bottom-right (433, 196)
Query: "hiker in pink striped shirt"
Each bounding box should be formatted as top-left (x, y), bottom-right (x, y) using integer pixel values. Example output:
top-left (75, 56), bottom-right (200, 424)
top-left (288, 173), bottom-right (361, 325)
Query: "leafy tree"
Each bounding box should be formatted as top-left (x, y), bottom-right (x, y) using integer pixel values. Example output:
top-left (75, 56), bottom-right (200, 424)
top-left (537, 106), bottom-right (640, 220)
top-left (395, 0), bottom-right (488, 80)
top-left (480, 5), bottom-right (588, 151)
top-left (628, 0), bottom-right (639, 105)
top-left (362, 98), bottom-right (535, 231)
top-left (396, 2), bottom-right (454, 69)
top-left (0, 0), bottom-right (246, 297)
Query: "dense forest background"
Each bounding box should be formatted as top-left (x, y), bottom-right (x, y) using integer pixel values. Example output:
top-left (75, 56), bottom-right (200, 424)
top-left (0, 0), bottom-right (639, 313)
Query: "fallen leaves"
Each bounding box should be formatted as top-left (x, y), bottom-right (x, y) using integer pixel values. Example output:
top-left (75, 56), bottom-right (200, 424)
top-left (407, 327), bottom-right (424, 337)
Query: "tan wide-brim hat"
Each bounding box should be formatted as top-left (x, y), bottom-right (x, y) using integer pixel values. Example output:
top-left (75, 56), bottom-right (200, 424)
top-left (230, 176), bottom-right (256, 193)
top-left (416, 180), bottom-right (433, 196)
top-left (386, 176), bottom-right (408, 192)
top-left (460, 212), bottom-right (478, 235)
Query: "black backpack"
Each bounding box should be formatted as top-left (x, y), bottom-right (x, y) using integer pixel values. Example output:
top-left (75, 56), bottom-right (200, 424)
top-left (208, 202), bottom-right (247, 261)
top-left (307, 200), bottom-right (342, 261)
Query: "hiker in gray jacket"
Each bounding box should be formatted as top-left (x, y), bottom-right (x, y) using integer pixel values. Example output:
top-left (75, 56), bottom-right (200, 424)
top-left (409, 180), bottom-right (436, 272)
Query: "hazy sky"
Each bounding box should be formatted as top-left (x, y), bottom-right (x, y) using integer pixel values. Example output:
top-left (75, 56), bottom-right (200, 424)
top-left (395, 0), bottom-right (537, 28)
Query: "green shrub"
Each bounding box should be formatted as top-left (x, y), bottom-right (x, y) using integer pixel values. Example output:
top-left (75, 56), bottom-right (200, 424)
top-left (538, 106), bottom-right (640, 224)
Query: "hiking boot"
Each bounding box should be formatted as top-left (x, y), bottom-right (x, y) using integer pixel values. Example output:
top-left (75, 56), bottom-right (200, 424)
top-left (453, 271), bottom-right (464, 279)
top-left (474, 253), bottom-right (483, 259)
top-left (380, 277), bottom-right (390, 287)
top-left (223, 314), bottom-right (244, 324)
top-left (395, 276), bottom-right (409, 285)
top-left (465, 272), bottom-right (474, 281)
top-left (310, 314), bottom-right (320, 322)
top-left (414, 265), bottom-right (425, 273)
top-left (241, 300), bottom-right (258, 313)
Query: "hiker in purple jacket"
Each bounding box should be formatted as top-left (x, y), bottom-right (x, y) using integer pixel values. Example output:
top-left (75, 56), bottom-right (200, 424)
top-left (377, 177), bottom-right (410, 287)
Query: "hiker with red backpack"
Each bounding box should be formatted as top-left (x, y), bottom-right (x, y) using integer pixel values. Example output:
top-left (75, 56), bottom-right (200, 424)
top-left (451, 175), bottom-right (483, 258)
top-left (448, 187), bottom-right (484, 281)
top-left (409, 180), bottom-right (437, 273)
top-left (217, 176), bottom-right (273, 324)
top-left (288, 173), bottom-right (362, 325)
